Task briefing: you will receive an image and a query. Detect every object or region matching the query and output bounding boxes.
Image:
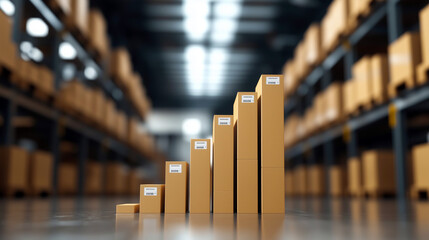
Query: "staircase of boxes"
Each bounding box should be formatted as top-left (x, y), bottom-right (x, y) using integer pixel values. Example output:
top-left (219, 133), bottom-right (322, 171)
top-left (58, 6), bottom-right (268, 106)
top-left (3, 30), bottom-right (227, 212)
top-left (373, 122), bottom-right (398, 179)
top-left (283, 0), bottom-right (429, 200)
top-left (116, 75), bottom-right (285, 214)
top-left (0, 0), bottom-right (164, 197)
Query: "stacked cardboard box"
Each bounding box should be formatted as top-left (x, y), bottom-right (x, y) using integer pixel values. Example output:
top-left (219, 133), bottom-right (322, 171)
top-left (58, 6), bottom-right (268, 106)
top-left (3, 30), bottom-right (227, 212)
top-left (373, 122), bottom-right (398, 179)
top-left (330, 164), bottom-right (347, 197)
top-left (88, 10), bottom-right (109, 58)
top-left (0, 11), bottom-right (16, 73)
top-left (256, 75), bottom-right (285, 213)
top-left (29, 151), bottom-right (53, 196)
top-left (212, 115), bottom-right (234, 213)
top-left (370, 54), bottom-right (389, 105)
top-left (343, 79), bottom-right (357, 116)
top-left (304, 23), bottom-right (323, 67)
top-left (0, 146), bottom-right (29, 196)
top-left (322, 0), bottom-right (349, 53)
top-left (347, 157), bottom-right (363, 197)
top-left (234, 93), bottom-right (258, 213)
top-left (324, 82), bottom-right (343, 125)
top-left (417, 5), bottom-right (429, 84)
top-left (353, 56), bottom-right (372, 110)
top-left (362, 150), bottom-right (396, 196)
top-left (411, 143), bottom-right (429, 197)
top-left (165, 161), bottom-right (188, 213)
top-left (189, 139), bottom-right (211, 213)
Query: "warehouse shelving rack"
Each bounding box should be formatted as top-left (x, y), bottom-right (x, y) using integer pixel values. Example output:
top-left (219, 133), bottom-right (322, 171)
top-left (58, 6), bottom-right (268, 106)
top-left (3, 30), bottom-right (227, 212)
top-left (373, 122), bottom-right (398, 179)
top-left (284, 0), bottom-right (427, 199)
top-left (0, 0), bottom-right (154, 196)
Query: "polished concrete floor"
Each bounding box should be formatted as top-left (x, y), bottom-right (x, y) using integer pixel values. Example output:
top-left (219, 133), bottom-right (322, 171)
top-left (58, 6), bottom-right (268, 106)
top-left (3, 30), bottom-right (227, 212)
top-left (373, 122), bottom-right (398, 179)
top-left (0, 197), bottom-right (428, 239)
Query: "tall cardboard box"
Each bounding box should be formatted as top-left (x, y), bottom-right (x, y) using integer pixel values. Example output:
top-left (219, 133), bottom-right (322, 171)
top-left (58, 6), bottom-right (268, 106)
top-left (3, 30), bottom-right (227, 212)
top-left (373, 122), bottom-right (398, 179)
top-left (213, 115), bottom-right (234, 213)
top-left (362, 150), bottom-right (396, 196)
top-left (330, 164), bottom-right (347, 197)
top-left (353, 56), bottom-right (372, 109)
top-left (85, 161), bottom-right (103, 195)
top-left (255, 75), bottom-right (285, 213)
top-left (29, 151), bottom-right (53, 196)
top-left (418, 5), bottom-right (429, 83)
top-left (388, 32), bottom-right (422, 96)
top-left (308, 164), bottom-right (325, 196)
top-left (165, 161), bottom-right (188, 213)
top-left (0, 11), bottom-right (16, 73)
top-left (347, 157), bottom-right (363, 197)
top-left (140, 184), bottom-right (165, 213)
top-left (0, 146), bottom-right (29, 196)
top-left (58, 162), bottom-right (78, 195)
top-left (189, 139), bottom-right (211, 213)
top-left (234, 92), bottom-right (258, 213)
top-left (370, 54), bottom-right (389, 104)
top-left (411, 143), bottom-right (429, 193)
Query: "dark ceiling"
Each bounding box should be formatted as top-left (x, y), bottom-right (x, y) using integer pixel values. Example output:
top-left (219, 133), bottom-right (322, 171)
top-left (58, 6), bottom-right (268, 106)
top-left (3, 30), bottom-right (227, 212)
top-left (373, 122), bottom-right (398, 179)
top-left (92, 0), bottom-right (333, 114)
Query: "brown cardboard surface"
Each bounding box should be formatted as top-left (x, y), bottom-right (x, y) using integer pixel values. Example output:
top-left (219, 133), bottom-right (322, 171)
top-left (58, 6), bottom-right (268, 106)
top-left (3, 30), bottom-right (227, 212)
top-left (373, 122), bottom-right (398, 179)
top-left (189, 139), bottom-right (211, 213)
top-left (347, 157), bottom-right (362, 196)
top-left (0, 11), bottom-right (16, 72)
top-left (89, 10), bottom-right (108, 56)
top-left (255, 75), bottom-right (285, 168)
top-left (261, 167), bottom-right (285, 213)
top-left (140, 184), bottom-right (165, 213)
top-left (412, 143), bottom-right (429, 190)
top-left (0, 146), bottom-right (29, 196)
top-left (324, 82), bottom-right (343, 124)
top-left (420, 5), bottom-right (429, 69)
top-left (305, 23), bottom-right (322, 66)
top-left (116, 203), bottom-right (140, 214)
top-left (213, 190), bottom-right (234, 213)
top-left (370, 54), bottom-right (389, 104)
top-left (233, 92), bottom-right (258, 161)
top-left (308, 164), bottom-right (325, 196)
top-left (330, 164), bottom-right (347, 197)
top-left (363, 150), bottom-right (396, 194)
top-left (85, 161), bottom-right (103, 195)
top-left (353, 56), bottom-right (372, 107)
top-left (58, 162), bottom-right (78, 195)
top-left (29, 151), bottom-right (53, 195)
top-left (343, 80), bottom-right (356, 115)
top-left (68, 0), bottom-right (89, 36)
top-left (237, 159), bottom-right (258, 213)
top-left (165, 161), bottom-right (188, 213)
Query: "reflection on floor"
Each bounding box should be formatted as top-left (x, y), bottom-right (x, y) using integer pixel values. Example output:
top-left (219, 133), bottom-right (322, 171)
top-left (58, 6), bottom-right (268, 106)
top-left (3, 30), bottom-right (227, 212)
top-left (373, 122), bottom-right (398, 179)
top-left (0, 197), bottom-right (428, 239)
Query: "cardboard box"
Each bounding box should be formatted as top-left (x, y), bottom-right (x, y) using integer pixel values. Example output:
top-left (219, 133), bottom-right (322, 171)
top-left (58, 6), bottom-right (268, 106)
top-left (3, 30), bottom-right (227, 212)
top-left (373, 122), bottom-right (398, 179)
top-left (189, 139), bottom-right (211, 213)
top-left (315, 92), bottom-right (326, 128)
top-left (0, 146), bottom-right (29, 196)
top-left (212, 115), bottom-right (234, 213)
top-left (322, 0), bottom-right (349, 52)
top-left (140, 184), bottom-right (165, 213)
top-left (285, 169), bottom-right (294, 196)
top-left (324, 82), bottom-right (343, 124)
top-left (411, 143), bottom-right (429, 192)
top-left (110, 48), bottom-right (132, 85)
top-left (261, 167), bottom-right (285, 213)
top-left (89, 10), bottom-right (108, 57)
top-left (237, 159), bottom-right (258, 213)
top-left (388, 32), bottom-right (422, 95)
top-left (165, 161), bottom-right (188, 213)
top-left (85, 161), bottom-right (103, 195)
top-left (305, 23), bottom-right (322, 66)
top-left (370, 54), bottom-right (389, 104)
top-left (0, 11), bottom-right (16, 72)
top-left (347, 157), bottom-right (362, 196)
top-left (343, 80), bottom-right (356, 115)
top-left (58, 162), bottom-right (77, 195)
top-left (308, 164), bottom-right (325, 196)
top-left (256, 75), bottom-right (284, 168)
top-left (234, 92), bottom-right (258, 161)
top-left (116, 203), bottom-right (139, 214)
top-left (362, 150), bottom-right (396, 195)
top-left (418, 5), bottom-right (429, 83)
top-left (29, 151), bottom-right (53, 196)
top-left (68, 0), bottom-right (89, 36)
top-left (105, 162), bottom-right (127, 195)
top-left (283, 60), bottom-right (296, 96)
top-left (330, 164), bottom-right (347, 197)
top-left (353, 56), bottom-right (372, 108)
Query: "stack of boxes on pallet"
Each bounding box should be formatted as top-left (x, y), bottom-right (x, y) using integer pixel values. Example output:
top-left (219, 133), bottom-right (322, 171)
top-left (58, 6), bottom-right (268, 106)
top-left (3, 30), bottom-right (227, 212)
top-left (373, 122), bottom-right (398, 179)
top-left (116, 75), bottom-right (285, 214)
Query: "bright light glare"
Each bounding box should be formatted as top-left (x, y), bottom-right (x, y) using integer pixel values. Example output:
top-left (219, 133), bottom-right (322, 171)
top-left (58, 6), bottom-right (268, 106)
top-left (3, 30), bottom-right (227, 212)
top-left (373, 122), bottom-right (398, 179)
top-left (26, 18), bottom-right (49, 37)
top-left (209, 48), bottom-right (229, 63)
top-left (59, 42), bottom-right (77, 60)
top-left (84, 66), bottom-right (98, 80)
top-left (212, 19), bottom-right (238, 33)
top-left (183, 0), bottom-right (210, 18)
top-left (185, 45), bottom-right (206, 62)
top-left (210, 32), bottom-right (235, 45)
top-left (0, 0), bottom-right (15, 16)
top-left (29, 47), bottom-right (44, 62)
top-left (182, 118), bottom-right (201, 135)
top-left (20, 41), bottom-right (33, 53)
top-left (184, 18), bottom-right (209, 41)
top-left (214, 2), bottom-right (242, 18)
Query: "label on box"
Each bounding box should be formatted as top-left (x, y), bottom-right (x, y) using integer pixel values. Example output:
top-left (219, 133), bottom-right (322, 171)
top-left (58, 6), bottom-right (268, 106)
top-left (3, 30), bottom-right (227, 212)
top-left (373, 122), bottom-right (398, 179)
top-left (241, 95), bottom-right (254, 103)
top-left (169, 164), bottom-right (182, 173)
top-left (218, 117), bottom-right (231, 125)
top-left (144, 187), bottom-right (157, 196)
top-left (195, 141), bottom-right (207, 149)
top-left (266, 76), bottom-right (280, 85)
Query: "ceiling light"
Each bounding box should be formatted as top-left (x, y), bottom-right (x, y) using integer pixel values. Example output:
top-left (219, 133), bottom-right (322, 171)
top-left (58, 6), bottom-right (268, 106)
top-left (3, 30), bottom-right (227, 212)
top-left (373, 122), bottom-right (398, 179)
top-left (29, 47), bottom-right (44, 62)
top-left (212, 19), bottom-right (238, 33)
top-left (210, 32), bottom-right (235, 45)
top-left (62, 64), bottom-right (76, 80)
top-left (183, 0), bottom-right (210, 18)
top-left (19, 41), bottom-right (33, 53)
top-left (185, 45), bottom-right (206, 62)
top-left (26, 18), bottom-right (49, 37)
top-left (84, 66), bottom-right (98, 80)
top-left (59, 42), bottom-right (77, 60)
top-left (184, 18), bottom-right (209, 41)
top-left (0, 0), bottom-right (15, 16)
top-left (214, 2), bottom-right (242, 18)
top-left (209, 48), bottom-right (229, 63)
top-left (182, 118), bottom-right (201, 135)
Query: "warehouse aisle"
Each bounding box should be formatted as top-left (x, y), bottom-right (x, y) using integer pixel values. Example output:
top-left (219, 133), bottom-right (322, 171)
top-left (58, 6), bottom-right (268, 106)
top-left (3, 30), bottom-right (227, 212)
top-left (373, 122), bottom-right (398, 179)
top-left (0, 197), bottom-right (428, 240)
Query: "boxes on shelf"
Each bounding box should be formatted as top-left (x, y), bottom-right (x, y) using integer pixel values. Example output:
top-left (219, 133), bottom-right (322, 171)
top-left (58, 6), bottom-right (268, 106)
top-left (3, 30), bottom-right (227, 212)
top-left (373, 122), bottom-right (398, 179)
top-left (283, 60), bottom-right (296, 97)
top-left (0, 146), bottom-right (29, 196)
top-left (285, 169), bottom-right (295, 196)
top-left (212, 115), bottom-right (234, 213)
top-left (353, 56), bottom-right (373, 110)
top-left (189, 139), bottom-right (211, 213)
top-left (322, 0), bottom-right (349, 53)
top-left (410, 143), bottom-right (429, 196)
top-left (85, 161), bottom-right (103, 195)
top-left (315, 91), bottom-right (326, 128)
top-left (362, 150), bottom-right (396, 197)
top-left (388, 32), bottom-right (422, 97)
top-left (110, 48), bottom-right (132, 87)
top-left (116, 111), bottom-right (128, 141)
top-left (66, 0), bottom-right (89, 37)
top-left (140, 184), bottom-right (165, 213)
top-left (417, 5), bottom-right (429, 84)
top-left (324, 82), bottom-right (343, 125)
top-left (308, 164), bottom-right (325, 196)
top-left (58, 162), bottom-right (78, 195)
top-left (304, 23), bottom-right (323, 67)
top-left (29, 151), bottom-right (53, 196)
top-left (330, 164), bottom-right (347, 197)
top-left (105, 162), bottom-right (127, 195)
top-left (294, 42), bottom-right (308, 82)
top-left (0, 11), bottom-right (16, 73)
top-left (165, 161), bottom-right (188, 213)
top-left (349, 0), bottom-right (381, 31)
top-left (56, 80), bottom-right (84, 115)
top-left (370, 54), bottom-right (389, 105)
top-left (347, 157), bottom-right (363, 197)
top-left (93, 89), bottom-right (106, 126)
top-left (88, 9), bottom-right (109, 58)
top-left (343, 79), bottom-right (356, 116)
top-left (37, 66), bottom-right (55, 97)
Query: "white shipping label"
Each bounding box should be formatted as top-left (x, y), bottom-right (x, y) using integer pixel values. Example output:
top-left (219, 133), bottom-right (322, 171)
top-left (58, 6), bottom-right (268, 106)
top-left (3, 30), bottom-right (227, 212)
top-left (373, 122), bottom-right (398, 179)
top-left (169, 164), bottom-right (182, 173)
top-left (266, 76), bottom-right (280, 85)
top-left (195, 141), bottom-right (207, 149)
top-left (144, 187), bottom-right (157, 196)
top-left (241, 95), bottom-right (254, 103)
top-left (218, 117), bottom-right (231, 125)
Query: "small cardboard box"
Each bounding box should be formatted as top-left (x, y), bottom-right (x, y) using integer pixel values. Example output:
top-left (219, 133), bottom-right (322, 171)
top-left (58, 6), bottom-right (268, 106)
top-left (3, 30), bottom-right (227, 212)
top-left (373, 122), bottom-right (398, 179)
top-left (362, 150), bottom-right (396, 195)
top-left (0, 11), bottom-right (16, 72)
top-left (237, 159), bottom-right (258, 213)
top-left (85, 161), bottom-right (103, 195)
top-left (213, 115), bottom-right (234, 213)
top-left (29, 151), bottom-right (53, 196)
top-left (285, 169), bottom-right (294, 196)
top-left (308, 164), bottom-right (325, 196)
top-left (305, 23), bottom-right (322, 66)
top-left (370, 54), bottom-right (389, 104)
top-left (347, 157), bottom-right (363, 197)
top-left (353, 56), bottom-right (372, 108)
top-left (324, 82), bottom-right (343, 125)
top-left (330, 164), bottom-right (347, 197)
top-left (411, 143), bottom-right (429, 191)
top-left (58, 162), bottom-right (78, 195)
top-left (418, 5), bottom-right (429, 83)
top-left (140, 184), bottom-right (165, 213)
top-left (233, 92), bottom-right (258, 161)
top-left (116, 203), bottom-right (139, 214)
top-left (0, 146), bottom-right (29, 196)
top-left (261, 167), bottom-right (285, 213)
top-left (165, 161), bottom-right (188, 213)
top-left (189, 139), bottom-right (211, 213)
top-left (388, 32), bottom-right (422, 95)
